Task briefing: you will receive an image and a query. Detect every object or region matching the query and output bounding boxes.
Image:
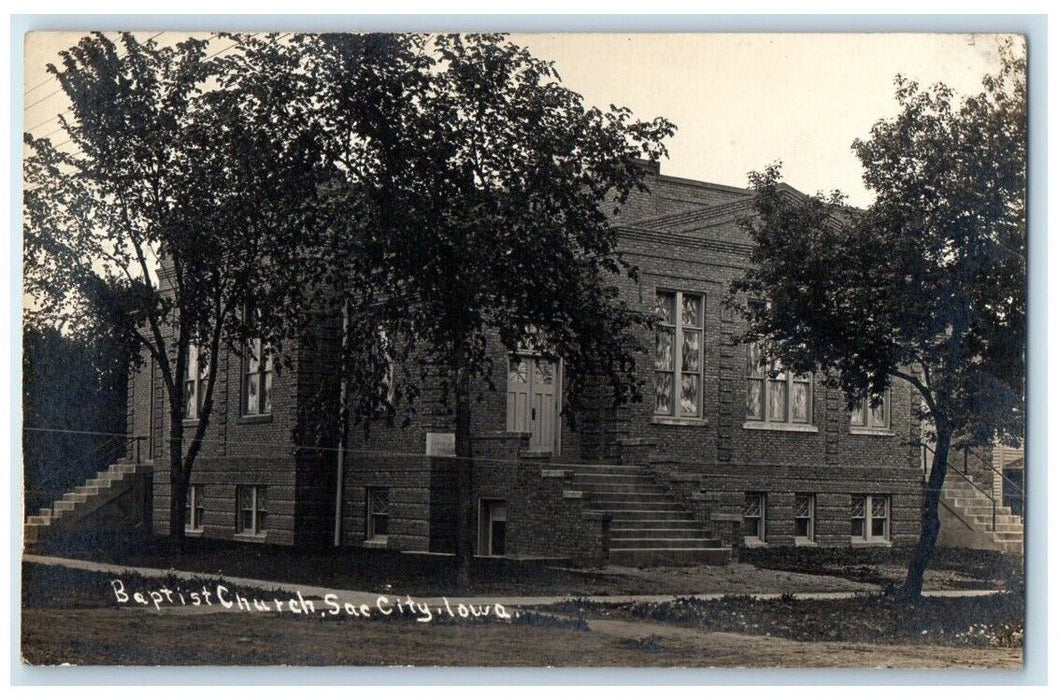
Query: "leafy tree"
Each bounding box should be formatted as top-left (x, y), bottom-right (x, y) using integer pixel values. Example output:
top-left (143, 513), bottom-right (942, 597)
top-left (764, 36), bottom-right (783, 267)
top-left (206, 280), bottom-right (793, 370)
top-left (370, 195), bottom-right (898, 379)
top-left (22, 323), bottom-right (132, 515)
top-left (23, 32), bottom-right (330, 544)
top-left (731, 50), bottom-right (1026, 598)
top-left (303, 33), bottom-right (675, 581)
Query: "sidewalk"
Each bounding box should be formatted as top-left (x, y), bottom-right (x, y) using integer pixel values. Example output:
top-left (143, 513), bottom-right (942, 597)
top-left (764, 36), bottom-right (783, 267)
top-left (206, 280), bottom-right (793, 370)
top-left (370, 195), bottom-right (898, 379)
top-left (22, 553), bottom-right (1005, 609)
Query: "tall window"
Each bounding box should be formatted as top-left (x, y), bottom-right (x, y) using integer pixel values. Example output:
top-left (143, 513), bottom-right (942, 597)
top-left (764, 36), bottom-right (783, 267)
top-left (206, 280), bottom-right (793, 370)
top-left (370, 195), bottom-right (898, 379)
top-left (851, 390), bottom-right (891, 431)
top-left (243, 338), bottom-right (273, 416)
top-left (743, 492), bottom-right (766, 543)
top-left (185, 484), bottom-right (205, 532)
top-left (745, 343), bottom-right (812, 425)
top-left (851, 494), bottom-right (890, 543)
top-left (654, 291), bottom-right (704, 419)
top-left (379, 329), bottom-right (395, 406)
top-left (366, 488), bottom-right (389, 541)
top-left (183, 343), bottom-right (206, 420)
top-left (236, 485), bottom-right (267, 536)
top-left (794, 493), bottom-right (816, 543)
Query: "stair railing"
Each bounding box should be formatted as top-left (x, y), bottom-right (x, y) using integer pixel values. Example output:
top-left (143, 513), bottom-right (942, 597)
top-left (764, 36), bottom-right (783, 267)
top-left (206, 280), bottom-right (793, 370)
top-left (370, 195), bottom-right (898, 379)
top-left (127, 434), bottom-right (150, 464)
top-left (958, 446), bottom-right (1024, 514)
top-left (25, 432), bottom-right (124, 519)
top-left (922, 443), bottom-right (997, 533)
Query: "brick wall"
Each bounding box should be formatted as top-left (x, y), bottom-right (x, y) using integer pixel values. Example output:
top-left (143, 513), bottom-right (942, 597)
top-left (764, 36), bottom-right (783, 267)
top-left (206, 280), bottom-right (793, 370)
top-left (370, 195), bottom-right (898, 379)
top-left (131, 164), bottom-right (924, 553)
top-left (445, 454), bottom-right (609, 564)
top-left (144, 311), bottom-right (339, 546)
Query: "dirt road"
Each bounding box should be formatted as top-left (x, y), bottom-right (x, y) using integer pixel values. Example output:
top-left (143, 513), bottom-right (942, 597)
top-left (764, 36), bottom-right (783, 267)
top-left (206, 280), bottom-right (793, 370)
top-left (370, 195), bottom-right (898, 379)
top-left (20, 607), bottom-right (1021, 668)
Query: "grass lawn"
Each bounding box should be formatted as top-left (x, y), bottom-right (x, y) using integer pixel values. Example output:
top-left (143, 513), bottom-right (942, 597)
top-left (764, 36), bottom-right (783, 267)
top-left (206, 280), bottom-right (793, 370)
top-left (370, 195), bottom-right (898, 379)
top-left (31, 531), bottom-right (1017, 597)
top-left (21, 562), bottom-right (1023, 668)
top-left (739, 544), bottom-right (1024, 592)
top-left (541, 592), bottom-right (1024, 648)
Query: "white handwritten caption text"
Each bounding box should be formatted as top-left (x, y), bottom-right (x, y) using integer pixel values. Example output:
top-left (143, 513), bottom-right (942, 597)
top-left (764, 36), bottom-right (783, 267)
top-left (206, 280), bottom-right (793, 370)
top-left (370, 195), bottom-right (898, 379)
top-left (110, 579), bottom-right (517, 623)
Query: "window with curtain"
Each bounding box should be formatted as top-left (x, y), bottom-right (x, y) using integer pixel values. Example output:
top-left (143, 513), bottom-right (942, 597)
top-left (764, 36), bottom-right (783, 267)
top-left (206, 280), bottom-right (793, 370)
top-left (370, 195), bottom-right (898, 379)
top-left (851, 390), bottom-right (891, 431)
top-left (243, 337), bottom-right (273, 416)
top-left (654, 290), bottom-right (704, 419)
top-left (745, 342), bottom-right (812, 425)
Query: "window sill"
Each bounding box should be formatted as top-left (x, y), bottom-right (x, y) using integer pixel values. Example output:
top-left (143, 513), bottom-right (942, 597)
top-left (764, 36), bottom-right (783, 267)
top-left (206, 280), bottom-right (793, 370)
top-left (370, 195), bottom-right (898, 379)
top-left (237, 414), bottom-right (274, 425)
top-left (182, 419), bottom-right (200, 427)
top-left (184, 528), bottom-right (205, 538)
top-left (849, 427), bottom-right (895, 437)
top-left (742, 421), bottom-right (819, 433)
top-left (362, 537), bottom-right (389, 549)
top-left (742, 537), bottom-right (768, 548)
top-left (794, 538), bottom-right (818, 547)
top-left (651, 416), bottom-right (709, 427)
top-left (850, 539), bottom-right (892, 548)
top-left (233, 532), bottom-right (268, 542)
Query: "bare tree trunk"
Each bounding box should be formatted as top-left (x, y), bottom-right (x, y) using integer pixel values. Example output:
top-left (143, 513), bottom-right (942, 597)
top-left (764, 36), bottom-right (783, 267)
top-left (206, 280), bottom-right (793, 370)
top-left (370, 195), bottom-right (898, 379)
top-left (167, 404), bottom-right (187, 552)
top-left (901, 428), bottom-right (952, 599)
top-left (453, 358), bottom-right (474, 590)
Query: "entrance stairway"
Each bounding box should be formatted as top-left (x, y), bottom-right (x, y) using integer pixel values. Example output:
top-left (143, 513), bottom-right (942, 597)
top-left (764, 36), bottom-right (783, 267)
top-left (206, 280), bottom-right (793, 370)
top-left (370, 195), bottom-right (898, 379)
top-left (940, 474), bottom-right (1023, 555)
top-left (24, 461), bottom-right (148, 553)
top-left (572, 463), bottom-right (730, 566)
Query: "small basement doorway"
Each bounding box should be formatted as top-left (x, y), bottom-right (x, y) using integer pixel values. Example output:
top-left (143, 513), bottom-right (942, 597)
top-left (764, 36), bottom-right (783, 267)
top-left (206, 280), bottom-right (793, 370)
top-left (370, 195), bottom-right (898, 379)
top-left (478, 499), bottom-right (507, 557)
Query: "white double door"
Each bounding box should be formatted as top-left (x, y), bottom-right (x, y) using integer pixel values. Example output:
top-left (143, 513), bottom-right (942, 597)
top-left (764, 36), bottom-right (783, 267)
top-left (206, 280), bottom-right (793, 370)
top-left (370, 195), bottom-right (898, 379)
top-left (506, 354), bottom-right (561, 453)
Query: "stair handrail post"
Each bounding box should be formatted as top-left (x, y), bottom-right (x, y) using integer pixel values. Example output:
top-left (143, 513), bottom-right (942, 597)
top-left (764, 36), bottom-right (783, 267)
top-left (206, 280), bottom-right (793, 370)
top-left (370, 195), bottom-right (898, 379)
top-left (966, 447), bottom-right (1023, 503)
top-left (948, 463), bottom-right (993, 499)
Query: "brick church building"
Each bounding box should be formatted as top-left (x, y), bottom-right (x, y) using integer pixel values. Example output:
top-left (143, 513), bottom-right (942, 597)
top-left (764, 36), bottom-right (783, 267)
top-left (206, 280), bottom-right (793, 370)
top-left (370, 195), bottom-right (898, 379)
top-left (118, 161), bottom-right (925, 566)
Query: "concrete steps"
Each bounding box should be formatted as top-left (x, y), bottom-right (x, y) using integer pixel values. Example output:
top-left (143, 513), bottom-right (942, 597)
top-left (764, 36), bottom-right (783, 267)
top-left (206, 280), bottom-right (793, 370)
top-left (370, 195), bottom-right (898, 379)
top-left (24, 461), bottom-right (146, 553)
top-left (590, 499), bottom-right (685, 511)
top-left (573, 463), bottom-right (730, 567)
top-left (940, 473), bottom-right (1023, 555)
top-left (607, 536), bottom-right (721, 548)
top-left (605, 510), bottom-right (699, 522)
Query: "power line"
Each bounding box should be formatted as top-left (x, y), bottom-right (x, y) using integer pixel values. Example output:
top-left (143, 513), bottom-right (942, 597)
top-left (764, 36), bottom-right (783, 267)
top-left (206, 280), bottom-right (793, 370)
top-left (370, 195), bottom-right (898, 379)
top-left (25, 32), bottom-right (172, 136)
top-left (34, 32), bottom-right (288, 151)
top-left (23, 31), bottom-right (247, 136)
top-left (36, 122), bottom-right (67, 142)
top-left (24, 74), bottom-right (57, 95)
top-left (23, 84), bottom-right (66, 112)
top-left (41, 32), bottom-right (290, 153)
top-left (24, 32), bottom-right (166, 99)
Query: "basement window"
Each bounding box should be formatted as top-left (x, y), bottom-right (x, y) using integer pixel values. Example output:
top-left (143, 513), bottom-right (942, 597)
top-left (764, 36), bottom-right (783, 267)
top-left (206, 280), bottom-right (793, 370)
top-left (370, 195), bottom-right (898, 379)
top-left (851, 494), bottom-right (890, 544)
top-left (366, 488), bottom-right (389, 543)
top-left (794, 493), bottom-right (816, 544)
top-left (743, 492), bottom-right (766, 545)
top-left (236, 485), bottom-right (267, 537)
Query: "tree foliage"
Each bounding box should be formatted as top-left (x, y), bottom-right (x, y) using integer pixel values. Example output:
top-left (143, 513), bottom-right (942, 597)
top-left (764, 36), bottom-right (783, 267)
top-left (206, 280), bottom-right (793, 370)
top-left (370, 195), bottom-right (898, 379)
top-left (296, 33), bottom-right (675, 429)
top-left (25, 33), bottom-right (675, 565)
top-left (23, 32), bottom-right (332, 541)
top-left (731, 46), bottom-right (1026, 597)
top-left (295, 33), bottom-right (675, 578)
top-left (23, 324), bottom-right (132, 514)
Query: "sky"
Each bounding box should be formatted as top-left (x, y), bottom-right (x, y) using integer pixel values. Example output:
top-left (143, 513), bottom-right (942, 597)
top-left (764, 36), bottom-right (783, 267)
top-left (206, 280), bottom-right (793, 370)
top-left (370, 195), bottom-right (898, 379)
top-left (511, 33), bottom-right (1014, 206)
top-left (23, 31), bottom-right (1014, 207)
